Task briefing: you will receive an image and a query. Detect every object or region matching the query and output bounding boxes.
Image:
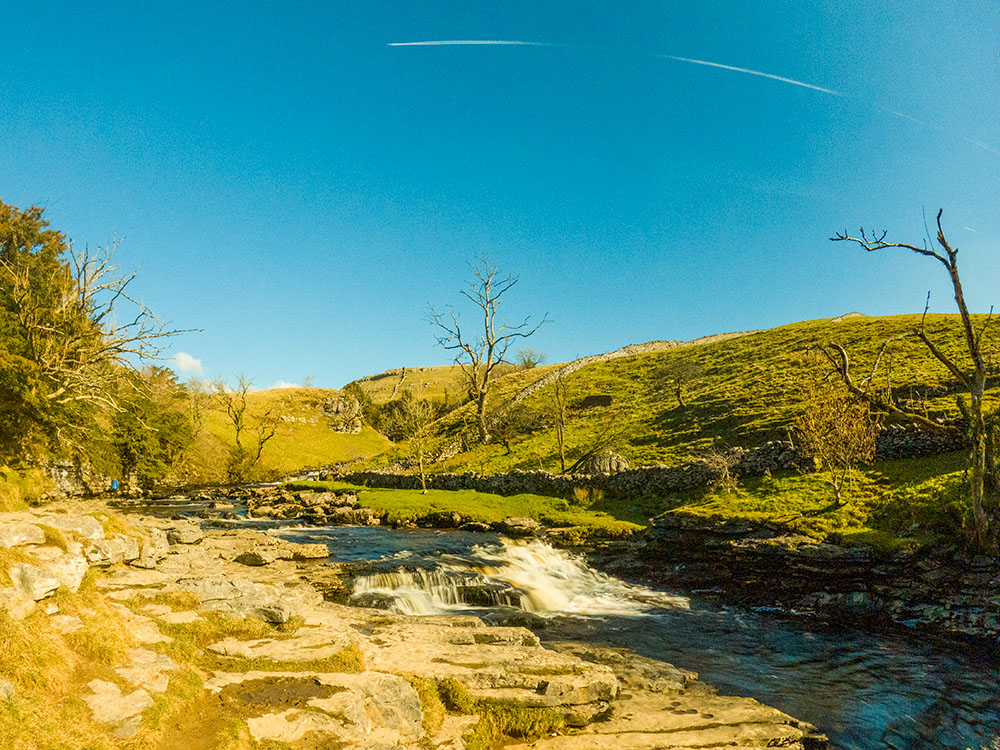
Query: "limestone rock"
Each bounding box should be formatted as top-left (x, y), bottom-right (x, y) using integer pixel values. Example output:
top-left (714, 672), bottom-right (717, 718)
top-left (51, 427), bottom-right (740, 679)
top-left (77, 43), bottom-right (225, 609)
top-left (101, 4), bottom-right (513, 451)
top-left (10, 562), bottom-right (60, 600)
top-left (0, 522), bottom-right (44, 548)
top-left (581, 450), bottom-right (630, 475)
top-left (167, 523), bottom-right (203, 545)
top-left (84, 679), bottom-right (153, 724)
top-left (29, 547), bottom-right (88, 592)
top-left (288, 542), bottom-right (329, 560)
top-left (40, 515), bottom-right (105, 541)
top-left (496, 516), bottom-right (542, 537)
top-left (116, 648), bottom-right (178, 694)
top-left (0, 679), bottom-right (14, 699)
top-left (0, 587), bottom-right (36, 619)
top-left (235, 549), bottom-right (275, 566)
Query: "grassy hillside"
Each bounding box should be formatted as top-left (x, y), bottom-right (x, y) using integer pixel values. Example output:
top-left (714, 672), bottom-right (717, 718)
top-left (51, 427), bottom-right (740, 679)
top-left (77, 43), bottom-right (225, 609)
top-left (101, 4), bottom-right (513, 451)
top-left (416, 314), bottom-right (998, 475)
top-left (350, 365), bottom-right (464, 403)
top-left (180, 387), bottom-right (391, 483)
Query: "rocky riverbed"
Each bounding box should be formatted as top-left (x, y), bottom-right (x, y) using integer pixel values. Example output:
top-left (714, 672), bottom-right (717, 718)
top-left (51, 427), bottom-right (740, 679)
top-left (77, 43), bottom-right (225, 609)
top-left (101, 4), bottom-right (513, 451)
top-left (597, 511), bottom-right (1000, 642)
top-left (0, 499), bottom-right (828, 749)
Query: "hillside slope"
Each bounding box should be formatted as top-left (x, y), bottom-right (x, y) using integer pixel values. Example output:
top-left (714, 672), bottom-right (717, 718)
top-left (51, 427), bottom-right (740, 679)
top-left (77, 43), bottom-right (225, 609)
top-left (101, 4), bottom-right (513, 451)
top-left (406, 314), bottom-right (998, 475)
top-left (180, 387), bottom-right (391, 483)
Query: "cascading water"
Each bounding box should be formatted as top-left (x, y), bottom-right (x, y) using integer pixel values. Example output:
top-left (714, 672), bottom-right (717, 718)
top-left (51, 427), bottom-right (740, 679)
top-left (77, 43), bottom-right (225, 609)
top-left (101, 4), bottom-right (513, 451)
top-left (349, 538), bottom-right (689, 617)
top-left (133, 508), bottom-right (998, 750)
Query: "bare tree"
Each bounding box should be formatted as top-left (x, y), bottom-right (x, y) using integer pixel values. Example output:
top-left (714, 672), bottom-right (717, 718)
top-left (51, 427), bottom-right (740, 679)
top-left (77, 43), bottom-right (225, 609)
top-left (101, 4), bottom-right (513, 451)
top-left (702, 444), bottom-right (741, 493)
top-left (430, 259), bottom-right (547, 444)
top-left (214, 375), bottom-right (279, 482)
top-left (829, 210), bottom-right (998, 549)
top-left (1, 237), bottom-right (183, 433)
top-left (794, 382), bottom-right (878, 505)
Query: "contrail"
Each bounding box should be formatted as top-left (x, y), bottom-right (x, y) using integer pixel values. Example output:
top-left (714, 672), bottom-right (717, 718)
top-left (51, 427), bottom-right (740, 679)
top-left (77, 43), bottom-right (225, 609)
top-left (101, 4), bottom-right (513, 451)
top-left (659, 55), bottom-right (841, 96)
top-left (389, 40), bottom-right (839, 95)
top-left (388, 39), bottom-right (999, 156)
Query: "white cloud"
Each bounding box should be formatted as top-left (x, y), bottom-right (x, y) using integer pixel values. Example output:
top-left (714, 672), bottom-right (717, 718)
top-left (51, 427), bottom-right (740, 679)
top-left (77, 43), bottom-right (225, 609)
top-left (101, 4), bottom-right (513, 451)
top-left (172, 352), bottom-right (203, 375)
top-left (271, 380), bottom-right (300, 390)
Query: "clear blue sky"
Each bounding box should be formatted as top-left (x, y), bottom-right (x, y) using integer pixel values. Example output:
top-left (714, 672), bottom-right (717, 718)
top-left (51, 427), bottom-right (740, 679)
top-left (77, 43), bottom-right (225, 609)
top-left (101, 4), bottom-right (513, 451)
top-left (2, 1), bottom-right (998, 388)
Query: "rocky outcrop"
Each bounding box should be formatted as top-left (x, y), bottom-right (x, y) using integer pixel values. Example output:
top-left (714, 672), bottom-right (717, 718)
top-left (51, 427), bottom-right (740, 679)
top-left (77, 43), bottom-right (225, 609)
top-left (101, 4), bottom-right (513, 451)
top-left (605, 512), bottom-right (1000, 640)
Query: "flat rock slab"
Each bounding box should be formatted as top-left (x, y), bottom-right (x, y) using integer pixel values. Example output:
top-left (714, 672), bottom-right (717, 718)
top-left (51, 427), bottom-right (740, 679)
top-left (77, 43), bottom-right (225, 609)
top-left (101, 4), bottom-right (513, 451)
top-left (504, 689), bottom-right (825, 749)
top-left (0, 522), bottom-right (45, 548)
top-left (116, 648), bottom-right (178, 694)
top-left (85, 679), bottom-right (153, 724)
top-left (38, 515), bottom-right (105, 541)
top-left (10, 563), bottom-right (60, 601)
top-left (50, 614), bottom-right (83, 633)
top-left (206, 670), bottom-right (423, 747)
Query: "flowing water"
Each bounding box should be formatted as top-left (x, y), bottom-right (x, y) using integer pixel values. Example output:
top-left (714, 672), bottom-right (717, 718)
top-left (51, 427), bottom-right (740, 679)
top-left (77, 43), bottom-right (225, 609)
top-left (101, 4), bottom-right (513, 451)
top-left (130, 496), bottom-right (998, 750)
top-left (264, 525), bottom-right (999, 750)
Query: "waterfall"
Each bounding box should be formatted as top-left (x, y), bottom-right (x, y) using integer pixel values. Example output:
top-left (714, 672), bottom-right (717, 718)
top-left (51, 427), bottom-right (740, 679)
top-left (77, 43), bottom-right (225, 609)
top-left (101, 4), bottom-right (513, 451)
top-left (350, 538), bottom-right (689, 617)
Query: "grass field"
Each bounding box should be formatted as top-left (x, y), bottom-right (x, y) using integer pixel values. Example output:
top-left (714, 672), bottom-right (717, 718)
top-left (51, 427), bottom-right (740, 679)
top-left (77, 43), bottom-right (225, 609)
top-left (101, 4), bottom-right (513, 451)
top-left (287, 480), bottom-right (643, 535)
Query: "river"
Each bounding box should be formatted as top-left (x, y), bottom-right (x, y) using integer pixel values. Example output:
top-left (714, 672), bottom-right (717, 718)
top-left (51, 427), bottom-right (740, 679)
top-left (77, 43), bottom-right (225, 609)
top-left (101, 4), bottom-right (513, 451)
top-left (130, 493), bottom-right (999, 750)
top-left (263, 524), bottom-right (999, 750)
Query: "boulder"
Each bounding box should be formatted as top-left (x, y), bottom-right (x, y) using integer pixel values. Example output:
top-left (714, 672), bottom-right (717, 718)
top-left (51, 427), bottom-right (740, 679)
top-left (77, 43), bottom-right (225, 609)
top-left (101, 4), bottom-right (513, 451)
top-left (581, 450), bottom-right (630, 475)
top-left (9, 562), bottom-right (60, 600)
top-left (30, 547), bottom-right (88, 592)
top-left (167, 523), bottom-right (203, 545)
top-left (0, 522), bottom-right (45, 548)
top-left (496, 517), bottom-right (542, 537)
top-left (235, 549), bottom-right (275, 567)
top-left (39, 515), bottom-right (105, 541)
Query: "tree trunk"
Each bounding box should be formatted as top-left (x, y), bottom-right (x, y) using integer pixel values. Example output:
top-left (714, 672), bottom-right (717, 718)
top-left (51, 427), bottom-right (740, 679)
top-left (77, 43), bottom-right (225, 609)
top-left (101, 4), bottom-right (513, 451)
top-left (476, 391), bottom-right (489, 443)
top-left (418, 446), bottom-right (426, 492)
top-left (676, 385), bottom-right (685, 409)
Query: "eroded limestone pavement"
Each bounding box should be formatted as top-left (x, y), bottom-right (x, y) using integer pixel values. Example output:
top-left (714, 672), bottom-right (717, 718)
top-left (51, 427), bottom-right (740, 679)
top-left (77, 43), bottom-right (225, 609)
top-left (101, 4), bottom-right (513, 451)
top-left (0, 502), bottom-right (829, 749)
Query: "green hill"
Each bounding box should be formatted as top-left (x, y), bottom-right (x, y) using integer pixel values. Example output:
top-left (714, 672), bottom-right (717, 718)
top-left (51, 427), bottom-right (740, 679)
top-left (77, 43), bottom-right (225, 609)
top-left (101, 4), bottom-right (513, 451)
top-left (181, 387), bottom-right (391, 484)
top-left (415, 313), bottom-right (997, 475)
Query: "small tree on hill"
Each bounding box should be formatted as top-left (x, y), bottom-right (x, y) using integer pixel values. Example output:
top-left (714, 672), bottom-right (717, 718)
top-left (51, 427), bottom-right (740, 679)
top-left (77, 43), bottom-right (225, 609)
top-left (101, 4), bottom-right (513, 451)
top-left (657, 358), bottom-right (705, 409)
top-left (515, 347), bottom-right (547, 370)
top-left (550, 375), bottom-right (569, 473)
top-left (214, 375), bottom-right (279, 482)
top-left (389, 390), bottom-right (438, 491)
top-left (794, 382), bottom-right (878, 505)
top-left (430, 259), bottom-right (547, 444)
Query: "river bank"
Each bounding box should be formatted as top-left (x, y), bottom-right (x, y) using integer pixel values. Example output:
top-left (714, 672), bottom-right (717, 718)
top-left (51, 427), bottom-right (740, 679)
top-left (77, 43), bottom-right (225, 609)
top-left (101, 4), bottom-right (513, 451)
top-left (0, 498), bottom-right (828, 749)
top-left (199, 481), bottom-right (1000, 645)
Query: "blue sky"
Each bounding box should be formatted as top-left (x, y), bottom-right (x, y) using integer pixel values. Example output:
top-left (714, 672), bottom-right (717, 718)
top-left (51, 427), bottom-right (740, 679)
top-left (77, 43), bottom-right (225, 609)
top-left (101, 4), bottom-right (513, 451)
top-left (2, 1), bottom-right (998, 388)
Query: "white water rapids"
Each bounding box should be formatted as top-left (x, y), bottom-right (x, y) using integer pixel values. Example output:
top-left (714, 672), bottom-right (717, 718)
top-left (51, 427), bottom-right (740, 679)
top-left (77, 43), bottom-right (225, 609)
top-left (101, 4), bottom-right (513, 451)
top-left (350, 538), bottom-right (690, 617)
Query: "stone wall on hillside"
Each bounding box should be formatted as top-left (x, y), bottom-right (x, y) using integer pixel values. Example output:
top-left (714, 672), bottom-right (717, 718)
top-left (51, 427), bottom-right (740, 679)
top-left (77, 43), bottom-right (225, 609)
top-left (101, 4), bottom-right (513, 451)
top-left (335, 423), bottom-right (967, 500)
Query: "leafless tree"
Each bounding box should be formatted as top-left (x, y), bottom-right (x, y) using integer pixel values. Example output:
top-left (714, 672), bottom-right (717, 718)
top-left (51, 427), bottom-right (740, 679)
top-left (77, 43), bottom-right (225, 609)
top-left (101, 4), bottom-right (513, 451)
top-left (657, 358), bottom-right (705, 409)
top-left (430, 259), bottom-right (547, 444)
top-left (702, 444), bottom-right (741, 494)
top-left (1, 238), bottom-right (180, 414)
top-left (828, 210), bottom-right (998, 549)
top-left (214, 375), bottom-right (279, 482)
